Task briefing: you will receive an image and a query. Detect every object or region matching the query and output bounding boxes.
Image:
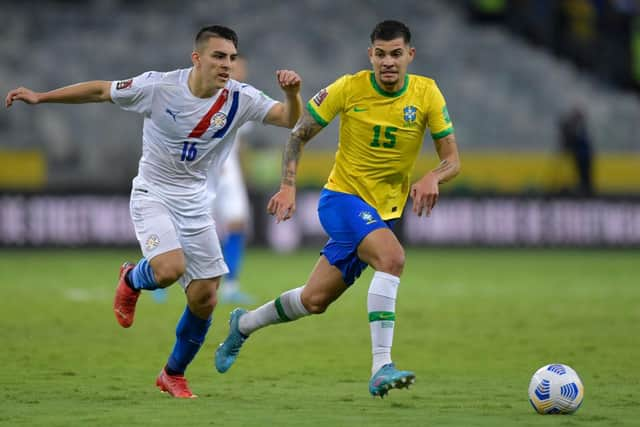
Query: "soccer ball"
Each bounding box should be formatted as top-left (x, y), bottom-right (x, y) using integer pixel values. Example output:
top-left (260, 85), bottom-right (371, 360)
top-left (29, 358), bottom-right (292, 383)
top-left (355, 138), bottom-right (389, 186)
top-left (528, 364), bottom-right (584, 414)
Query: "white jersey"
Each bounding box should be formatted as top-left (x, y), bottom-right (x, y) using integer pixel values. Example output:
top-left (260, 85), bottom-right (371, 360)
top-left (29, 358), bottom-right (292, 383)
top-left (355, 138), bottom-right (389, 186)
top-left (110, 68), bottom-right (276, 217)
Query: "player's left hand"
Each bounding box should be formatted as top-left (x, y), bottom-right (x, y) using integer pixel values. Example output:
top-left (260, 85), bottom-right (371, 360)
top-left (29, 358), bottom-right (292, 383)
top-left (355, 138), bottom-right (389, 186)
top-left (267, 184), bottom-right (296, 223)
top-left (410, 172), bottom-right (439, 217)
top-left (276, 70), bottom-right (301, 96)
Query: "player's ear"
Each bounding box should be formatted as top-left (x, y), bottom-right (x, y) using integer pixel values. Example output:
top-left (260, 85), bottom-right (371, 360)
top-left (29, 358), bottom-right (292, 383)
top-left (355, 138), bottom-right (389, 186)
top-left (191, 51), bottom-right (200, 67)
top-left (367, 46), bottom-right (374, 64)
top-left (408, 47), bottom-right (416, 62)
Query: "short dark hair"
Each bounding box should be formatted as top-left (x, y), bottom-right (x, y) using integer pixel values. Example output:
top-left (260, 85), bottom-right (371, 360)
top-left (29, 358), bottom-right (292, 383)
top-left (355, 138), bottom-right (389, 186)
top-left (195, 25), bottom-right (238, 49)
top-left (370, 20), bottom-right (411, 44)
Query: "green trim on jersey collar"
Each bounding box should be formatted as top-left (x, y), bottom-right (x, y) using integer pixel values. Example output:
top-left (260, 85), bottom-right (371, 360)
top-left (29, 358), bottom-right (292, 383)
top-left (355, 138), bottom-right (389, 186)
top-left (306, 102), bottom-right (329, 127)
top-left (369, 72), bottom-right (409, 97)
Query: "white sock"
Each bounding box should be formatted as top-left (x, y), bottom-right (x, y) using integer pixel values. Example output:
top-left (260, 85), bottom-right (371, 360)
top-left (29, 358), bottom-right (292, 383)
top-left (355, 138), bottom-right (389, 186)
top-left (368, 271), bottom-right (400, 375)
top-left (238, 286), bottom-right (309, 335)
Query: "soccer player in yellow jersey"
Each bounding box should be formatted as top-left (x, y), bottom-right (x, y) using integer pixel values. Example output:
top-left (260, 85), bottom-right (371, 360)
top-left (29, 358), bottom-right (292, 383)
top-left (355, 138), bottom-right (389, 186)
top-left (216, 20), bottom-right (461, 397)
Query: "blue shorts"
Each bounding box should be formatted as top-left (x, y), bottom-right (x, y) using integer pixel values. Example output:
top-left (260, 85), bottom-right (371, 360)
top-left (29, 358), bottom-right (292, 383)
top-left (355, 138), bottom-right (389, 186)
top-left (318, 188), bottom-right (397, 286)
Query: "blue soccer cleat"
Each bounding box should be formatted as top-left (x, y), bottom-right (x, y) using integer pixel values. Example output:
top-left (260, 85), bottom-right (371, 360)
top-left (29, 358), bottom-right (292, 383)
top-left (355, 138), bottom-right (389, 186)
top-left (215, 308), bottom-right (248, 373)
top-left (368, 363), bottom-right (416, 398)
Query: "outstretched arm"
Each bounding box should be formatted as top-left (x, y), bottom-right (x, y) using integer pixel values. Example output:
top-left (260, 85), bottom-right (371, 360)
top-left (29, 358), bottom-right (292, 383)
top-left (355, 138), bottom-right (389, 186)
top-left (410, 133), bottom-right (461, 217)
top-left (266, 108), bottom-right (324, 222)
top-left (263, 70), bottom-right (303, 128)
top-left (5, 81), bottom-right (112, 108)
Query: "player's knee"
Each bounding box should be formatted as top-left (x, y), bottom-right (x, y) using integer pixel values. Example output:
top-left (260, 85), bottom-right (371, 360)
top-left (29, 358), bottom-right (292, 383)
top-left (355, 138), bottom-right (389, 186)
top-left (304, 301), bottom-right (328, 314)
top-left (153, 262), bottom-right (185, 286)
top-left (188, 289), bottom-right (217, 318)
top-left (302, 293), bottom-right (331, 314)
top-left (374, 249), bottom-right (405, 277)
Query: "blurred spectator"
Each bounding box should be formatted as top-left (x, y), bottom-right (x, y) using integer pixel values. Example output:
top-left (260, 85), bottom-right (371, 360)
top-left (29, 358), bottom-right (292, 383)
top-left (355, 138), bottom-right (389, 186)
top-left (211, 56), bottom-right (255, 305)
top-left (467, 0), bottom-right (507, 22)
top-left (558, 106), bottom-right (594, 196)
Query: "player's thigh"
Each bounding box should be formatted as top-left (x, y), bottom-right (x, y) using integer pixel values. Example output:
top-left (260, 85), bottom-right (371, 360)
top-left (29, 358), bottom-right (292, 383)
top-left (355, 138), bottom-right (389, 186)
top-left (318, 189), bottom-right (382, 243)
top-left (357, 227), bottom-right (405, 274)
top-left (317, 188), bottom-right (392, 285)
top-left (176, 218), bottom-right (229, 290)
top-left (130, 191), bottom-right (182, 260)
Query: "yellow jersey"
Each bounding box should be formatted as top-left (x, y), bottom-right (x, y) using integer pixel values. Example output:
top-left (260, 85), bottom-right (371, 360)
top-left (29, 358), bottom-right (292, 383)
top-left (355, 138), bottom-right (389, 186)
top-left (307, 70), bottom-right (454, 220)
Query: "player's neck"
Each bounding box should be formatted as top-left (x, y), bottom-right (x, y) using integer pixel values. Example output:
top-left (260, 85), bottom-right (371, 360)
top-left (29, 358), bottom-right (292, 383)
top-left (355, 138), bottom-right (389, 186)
top-left (376, 77), bottom-right (404, 93)
top-left (188, 69), bottom-right (221, 98)
top-left (378, 80), bottom-right (404, 93)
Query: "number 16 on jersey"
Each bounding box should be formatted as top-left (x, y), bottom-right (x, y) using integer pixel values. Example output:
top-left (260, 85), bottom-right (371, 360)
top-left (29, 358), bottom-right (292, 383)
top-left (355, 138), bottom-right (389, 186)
top-left (180, 142), bottom-right (198, 161)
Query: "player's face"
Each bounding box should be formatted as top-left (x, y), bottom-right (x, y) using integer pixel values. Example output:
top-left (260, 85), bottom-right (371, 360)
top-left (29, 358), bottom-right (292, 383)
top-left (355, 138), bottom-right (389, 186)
top-left (192, 37), bottom-right (238, 89)
top-left (368, 38), bottom-right (415, 91)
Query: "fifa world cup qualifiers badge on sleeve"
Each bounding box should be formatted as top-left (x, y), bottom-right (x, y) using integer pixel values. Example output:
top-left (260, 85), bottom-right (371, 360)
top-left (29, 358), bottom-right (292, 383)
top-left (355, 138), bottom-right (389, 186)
top-left (116, 79), bottom-right (133, 90)
top-left (312, 88), bottom-right (328, 106)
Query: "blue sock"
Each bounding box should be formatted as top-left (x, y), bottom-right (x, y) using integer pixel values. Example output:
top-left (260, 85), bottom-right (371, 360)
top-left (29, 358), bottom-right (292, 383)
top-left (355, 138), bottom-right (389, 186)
top-left (166, 306), bottom-right (212, 375)
top-left (222, 232), bottom-right (245, 281)
top-left (127, 258), bottom-right (160, 291)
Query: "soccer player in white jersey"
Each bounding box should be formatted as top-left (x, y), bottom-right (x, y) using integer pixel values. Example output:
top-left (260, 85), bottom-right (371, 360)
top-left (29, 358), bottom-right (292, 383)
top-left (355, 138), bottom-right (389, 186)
top-left (5, 25), bottom-right (303, 398)
top-left (208, 56), bottom-right (254, 304)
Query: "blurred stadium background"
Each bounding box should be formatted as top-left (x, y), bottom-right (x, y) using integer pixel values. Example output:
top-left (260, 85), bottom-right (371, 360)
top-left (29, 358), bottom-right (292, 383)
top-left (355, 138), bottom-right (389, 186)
top-left (2, 2), bottom-right (639, 425)
top-left (1, 0), bottom-right (639, 249)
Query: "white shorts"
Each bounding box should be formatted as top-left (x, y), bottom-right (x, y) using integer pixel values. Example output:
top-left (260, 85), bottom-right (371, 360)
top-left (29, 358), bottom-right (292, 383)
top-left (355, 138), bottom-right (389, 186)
top-left (129, 189), bottom-right (229, 289)
top-left (213, 154), bottom-right (250, 225)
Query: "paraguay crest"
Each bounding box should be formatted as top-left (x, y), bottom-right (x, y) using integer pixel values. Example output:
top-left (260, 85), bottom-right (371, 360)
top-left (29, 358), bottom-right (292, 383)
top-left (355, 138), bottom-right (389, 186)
top-left (211, 112), bottom-right (227, 130)
top-left (403, 105), bottom-right (417, 126)
top-left (145, 234), bottom-right (160, 251)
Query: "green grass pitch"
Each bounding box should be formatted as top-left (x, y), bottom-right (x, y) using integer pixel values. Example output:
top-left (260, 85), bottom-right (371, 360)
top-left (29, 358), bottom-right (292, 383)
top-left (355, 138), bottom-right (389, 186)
top-left (0, 248), bottom-right (638, 426)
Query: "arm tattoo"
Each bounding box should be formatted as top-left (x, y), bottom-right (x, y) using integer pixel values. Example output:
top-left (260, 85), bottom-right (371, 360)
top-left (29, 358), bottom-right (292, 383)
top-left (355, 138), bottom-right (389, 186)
top-left (434, 134), bottom-right (455, 150)
top-left (281, 110), bottom-right (323, 186)
top-left (431, 134), bottom-right (460, 183)
top-left (432, 159), bottom-right (454, 175)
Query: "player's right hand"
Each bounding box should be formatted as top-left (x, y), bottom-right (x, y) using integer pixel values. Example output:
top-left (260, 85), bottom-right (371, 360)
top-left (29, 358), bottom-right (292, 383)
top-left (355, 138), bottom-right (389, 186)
top-left (410, 172), bottom-right (439, 217)
top-left (276, 70), bottom-right (302, 96)
top-left (5, 87), bottom-right (40, 108)
top-left (267, 185), bottom-right (296, 223)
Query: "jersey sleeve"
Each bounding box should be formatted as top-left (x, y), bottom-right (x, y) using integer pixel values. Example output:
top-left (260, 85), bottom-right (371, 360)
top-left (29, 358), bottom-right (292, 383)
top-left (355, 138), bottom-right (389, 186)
top-left (110, 71), bottom-right (163, 115)
top-left (238, 83), bottom-right (278, 123)
top-left (426, 81), bottom-right (454, 140)
top-left (306, 75), bottom-right (349, 127)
